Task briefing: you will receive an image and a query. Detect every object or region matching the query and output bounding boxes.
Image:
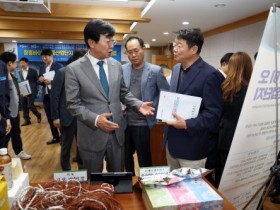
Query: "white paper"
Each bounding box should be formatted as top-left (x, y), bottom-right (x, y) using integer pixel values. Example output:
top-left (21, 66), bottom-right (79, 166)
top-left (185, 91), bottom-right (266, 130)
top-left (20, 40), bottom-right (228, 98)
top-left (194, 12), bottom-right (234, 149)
top-left (156, 90), bottom-right (202, 122)
top-left (18, 80), bottom-right (31, 96)
top-left (43, 71), bottom-right (55, 89)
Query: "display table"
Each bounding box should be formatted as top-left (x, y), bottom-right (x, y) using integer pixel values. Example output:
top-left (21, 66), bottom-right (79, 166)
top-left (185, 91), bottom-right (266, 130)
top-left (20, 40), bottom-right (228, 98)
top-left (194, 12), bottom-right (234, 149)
top-left (29, 177), bottom-right (235, 210)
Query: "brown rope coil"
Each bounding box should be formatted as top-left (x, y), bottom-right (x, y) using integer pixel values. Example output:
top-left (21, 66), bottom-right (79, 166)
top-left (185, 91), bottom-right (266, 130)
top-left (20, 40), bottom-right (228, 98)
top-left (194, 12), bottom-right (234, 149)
top-left (11, 180), bottom-right (123, 210)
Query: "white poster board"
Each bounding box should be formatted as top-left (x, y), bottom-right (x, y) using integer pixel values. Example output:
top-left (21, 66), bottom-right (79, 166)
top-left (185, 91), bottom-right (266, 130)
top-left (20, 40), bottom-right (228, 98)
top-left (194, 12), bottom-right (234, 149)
top-left (219, 7), bottom-right (280, 210)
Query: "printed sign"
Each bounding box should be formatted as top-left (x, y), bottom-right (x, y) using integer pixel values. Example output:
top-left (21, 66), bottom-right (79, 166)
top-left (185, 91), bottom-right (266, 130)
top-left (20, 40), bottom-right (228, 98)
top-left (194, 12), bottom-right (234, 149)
top-left (219, 7), bottom-right (280, 210)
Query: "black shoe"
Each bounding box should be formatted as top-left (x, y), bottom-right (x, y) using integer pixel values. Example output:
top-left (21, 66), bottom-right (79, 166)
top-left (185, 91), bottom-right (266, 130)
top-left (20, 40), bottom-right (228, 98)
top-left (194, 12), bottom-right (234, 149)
top-left (271, 194), bottom-right (280, 204)
top-left (268, 188), bottom-right (280, 197)
top-left (46, 139), bottom-right (60, 145)
top-left (37, 116), bottom-right (42, 123)
top-left (21, 121), bottom-right (31, 126)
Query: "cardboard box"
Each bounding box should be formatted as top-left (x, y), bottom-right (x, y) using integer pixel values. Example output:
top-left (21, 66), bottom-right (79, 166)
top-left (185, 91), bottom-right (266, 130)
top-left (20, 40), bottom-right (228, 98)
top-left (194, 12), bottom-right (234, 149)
top-left (143, 178), bottom-right (223, 210)
top-left (8, 173), bottom-right (29, 209)
top-left (0, 176), bottom-right (9, 210)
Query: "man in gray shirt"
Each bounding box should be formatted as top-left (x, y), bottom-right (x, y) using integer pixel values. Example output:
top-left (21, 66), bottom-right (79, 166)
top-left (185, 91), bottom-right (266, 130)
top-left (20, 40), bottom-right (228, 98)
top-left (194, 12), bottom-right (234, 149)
top-left (122, 36), bottom-right (169, 175)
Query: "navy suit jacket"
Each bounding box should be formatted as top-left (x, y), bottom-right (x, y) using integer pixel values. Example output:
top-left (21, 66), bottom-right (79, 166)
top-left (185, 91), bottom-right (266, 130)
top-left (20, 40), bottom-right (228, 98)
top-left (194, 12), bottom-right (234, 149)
top-left (39, 61), bottom-right (63, 98)
top-left (165, 57), bottom-right (224, 160)
top-left (0, 60), bottom-right (10, 120)
top-left (50, 67), bottom-right (74, 127)
top-left (122, 62), bottom-right (170, 129)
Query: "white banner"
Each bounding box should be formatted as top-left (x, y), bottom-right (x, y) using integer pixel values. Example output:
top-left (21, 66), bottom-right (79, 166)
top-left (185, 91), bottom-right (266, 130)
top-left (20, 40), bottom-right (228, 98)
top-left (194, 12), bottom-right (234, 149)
top-left (219, 7), bottom-right (280, 210)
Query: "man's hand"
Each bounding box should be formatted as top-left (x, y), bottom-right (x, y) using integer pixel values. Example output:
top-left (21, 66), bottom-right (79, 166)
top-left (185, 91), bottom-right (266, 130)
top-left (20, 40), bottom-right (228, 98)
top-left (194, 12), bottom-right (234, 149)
top-left (44, 79), bottom-right (52, 85)
top-left (166, 112), bottom-right (187, 129)
top-left (139, 101), bottom-right (155, 116)
top-left (53, 119), bottom-right (61, 129)
top-left (97, 113), bottom-right (119, 133)
top-left (6, 119), bottom-right (11, 135)
top-left (39, 76), bottom-right (45, 83)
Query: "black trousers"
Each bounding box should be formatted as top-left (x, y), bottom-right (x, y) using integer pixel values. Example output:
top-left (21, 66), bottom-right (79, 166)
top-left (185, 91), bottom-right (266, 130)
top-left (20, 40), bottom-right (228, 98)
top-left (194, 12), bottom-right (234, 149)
top-left (124, 125), bottom-right (152, 175)
top-left (215, 149), bottom-right (229, 187)
top-left (22, 94), bottom-right (41, 122)
top-left (43, 94), bottom-right (60, 140)
top-left (3, 114), bottom-right (23, 155)
top-left (60, 120), bottom-right (82, 170)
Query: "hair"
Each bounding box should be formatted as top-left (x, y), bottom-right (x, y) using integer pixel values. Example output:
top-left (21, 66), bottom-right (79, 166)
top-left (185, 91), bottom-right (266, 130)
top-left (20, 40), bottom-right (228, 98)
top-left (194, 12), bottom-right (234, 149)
top-left (40, 48), bottom-right (53, 56)
top-left (124, 35), bottom-right (144, 50)
top-left (67, 49), bottom-right (87, 64)
top-left (83, 19), bottom-right (115, 48)
top-left (173, 28), bottom-right (204, 54)
top-left (0, 51), bottom-right (17, 64)
top-left (19, 57), bottom-right (29, 63)
top-left (222, 52), bottom-right (253, 103)
top-left (220, 53), bottom-right (233, 65)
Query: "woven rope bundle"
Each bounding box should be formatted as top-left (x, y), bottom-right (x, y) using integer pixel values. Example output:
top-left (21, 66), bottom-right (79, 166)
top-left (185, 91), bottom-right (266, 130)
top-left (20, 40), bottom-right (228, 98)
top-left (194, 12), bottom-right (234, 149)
top-left (11, 180), bottom-right (123, 210)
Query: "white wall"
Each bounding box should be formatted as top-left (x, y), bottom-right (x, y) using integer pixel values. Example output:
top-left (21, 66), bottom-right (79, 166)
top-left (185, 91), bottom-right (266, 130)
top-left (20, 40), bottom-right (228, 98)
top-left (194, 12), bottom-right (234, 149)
top-left (201, 20), bottom-right (266, 68)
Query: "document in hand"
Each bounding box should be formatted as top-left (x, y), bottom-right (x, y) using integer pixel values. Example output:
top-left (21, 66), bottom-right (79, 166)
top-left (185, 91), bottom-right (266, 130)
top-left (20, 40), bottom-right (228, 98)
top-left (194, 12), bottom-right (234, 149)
top-left (156, 90), bottom-right (202, 122)
top-left (43, 71), bottom-right (55, 89)
top-left (18, 80), bottom-right (31, 96)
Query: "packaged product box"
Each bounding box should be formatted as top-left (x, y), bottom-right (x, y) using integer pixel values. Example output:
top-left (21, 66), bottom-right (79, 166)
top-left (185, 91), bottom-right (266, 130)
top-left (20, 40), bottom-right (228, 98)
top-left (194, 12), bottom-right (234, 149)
top-left (142, 178), bottom-right (223, 210)
top-left (0, 176), bottom-right (9, 210)
top-left (8, 173), bottom-right (29, 209)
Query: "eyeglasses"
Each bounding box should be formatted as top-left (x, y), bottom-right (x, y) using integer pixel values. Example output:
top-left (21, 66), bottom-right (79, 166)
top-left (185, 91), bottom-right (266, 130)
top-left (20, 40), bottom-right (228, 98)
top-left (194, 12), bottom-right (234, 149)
top-left (106, 38), bottom-right (117, 46)
top-left (125, 48), bottom-right (141, 55)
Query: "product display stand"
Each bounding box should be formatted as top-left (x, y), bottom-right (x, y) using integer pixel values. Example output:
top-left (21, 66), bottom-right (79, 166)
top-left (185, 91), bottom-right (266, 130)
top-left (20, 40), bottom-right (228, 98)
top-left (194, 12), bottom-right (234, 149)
top-left (242, 3), bottom-right (279, 210)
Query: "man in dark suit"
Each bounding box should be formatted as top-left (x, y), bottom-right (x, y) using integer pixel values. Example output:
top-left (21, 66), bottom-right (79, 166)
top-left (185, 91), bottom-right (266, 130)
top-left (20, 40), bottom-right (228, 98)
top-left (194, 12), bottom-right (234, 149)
top-left (0, 60), bottom-right (11, 144)
top-left (19, 57), bottom-right (41, 126)
top-left (39, 48), bottom-right (63, 145)
top-left (65, 19), bottom-right (154, 175)
top-left (164, 28), bottom-right (224, 170)
top-left (51, 49), bottom-right (86, 170)
top-left (122, 36), bottom-right (169, 175)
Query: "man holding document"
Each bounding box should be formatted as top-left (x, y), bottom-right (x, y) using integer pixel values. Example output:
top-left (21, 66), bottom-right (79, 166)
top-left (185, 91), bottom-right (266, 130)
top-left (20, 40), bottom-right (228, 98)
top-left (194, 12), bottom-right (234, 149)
top-left (163, 28), bottom-right (224, 170)
top-left (39, 48), bottom-right (63, 145)
top-left (19, 57), bottom-right (42, 126)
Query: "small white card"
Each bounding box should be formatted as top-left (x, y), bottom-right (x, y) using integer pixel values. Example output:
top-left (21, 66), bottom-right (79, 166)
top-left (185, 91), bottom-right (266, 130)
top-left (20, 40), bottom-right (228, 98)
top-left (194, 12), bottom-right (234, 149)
top-left (139, 166), bottom-right (170, 178)
top-left (54, 170), bottom-right (87, 182)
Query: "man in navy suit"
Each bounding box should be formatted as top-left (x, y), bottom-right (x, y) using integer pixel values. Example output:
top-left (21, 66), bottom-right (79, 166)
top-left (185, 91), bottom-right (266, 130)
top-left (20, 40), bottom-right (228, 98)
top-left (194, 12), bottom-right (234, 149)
top-left (19, 57), bottom-right (42, 126)
top-left (122, 36), bottom-right (169, 175)
top-left (39, 48), bottom-right (63, 145)
top-left (51, 49), bottom-right (85, 170)
top-left (164, 28), bottom-right (224, 170)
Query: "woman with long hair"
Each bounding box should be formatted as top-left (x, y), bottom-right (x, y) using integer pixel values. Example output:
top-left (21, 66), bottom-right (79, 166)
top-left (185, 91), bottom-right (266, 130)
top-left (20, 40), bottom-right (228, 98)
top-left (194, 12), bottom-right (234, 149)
top-left (215, 52), bottom-right (253, 186)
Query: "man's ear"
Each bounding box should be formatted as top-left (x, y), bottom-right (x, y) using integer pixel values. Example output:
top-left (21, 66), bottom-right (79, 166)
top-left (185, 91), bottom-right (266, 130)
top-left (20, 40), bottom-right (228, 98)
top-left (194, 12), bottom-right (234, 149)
top-left (88, 38), bottom-right (95, 49)
top-left (191, 45), bottom-right (198, 54)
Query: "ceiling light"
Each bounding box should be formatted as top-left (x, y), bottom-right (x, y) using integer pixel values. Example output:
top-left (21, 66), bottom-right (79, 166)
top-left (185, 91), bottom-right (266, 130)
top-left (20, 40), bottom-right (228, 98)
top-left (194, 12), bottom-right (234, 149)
top-left (214, 4), bottom-right (226, 8)
top-left (163, 32), bottom-right (169, 35)
top-left (182, 21), bottom-right (189, 25)
top-left (58, 41), bottom-right (63, 44)
top-left (152, 39), bottom-right (157, 42)
top-left (12, 40), bottom-right (17, 43)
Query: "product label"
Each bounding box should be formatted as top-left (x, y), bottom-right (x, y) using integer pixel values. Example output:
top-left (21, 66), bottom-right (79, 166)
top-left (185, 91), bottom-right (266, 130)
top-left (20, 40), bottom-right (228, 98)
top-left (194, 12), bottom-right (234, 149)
top-left (1, 162), bottom-right (13, 189)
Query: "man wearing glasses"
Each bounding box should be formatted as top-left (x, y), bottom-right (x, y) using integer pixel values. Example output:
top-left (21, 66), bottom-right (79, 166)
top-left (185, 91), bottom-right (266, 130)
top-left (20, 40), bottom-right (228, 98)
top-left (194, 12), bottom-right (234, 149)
top-left (122, 36), bottom-right (169, 175)
top-left (65, 19), bottom-right (155, 175)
